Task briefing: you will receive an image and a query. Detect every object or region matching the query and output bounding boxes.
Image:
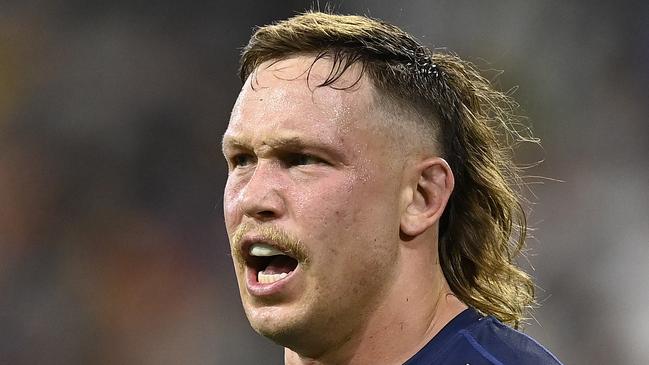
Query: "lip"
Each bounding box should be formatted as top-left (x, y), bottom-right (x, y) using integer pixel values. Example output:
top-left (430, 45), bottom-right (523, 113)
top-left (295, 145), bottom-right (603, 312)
top-left (246, 264), bottom-right (301, 297)
top-left (238, 235), bottom-right (301, 297)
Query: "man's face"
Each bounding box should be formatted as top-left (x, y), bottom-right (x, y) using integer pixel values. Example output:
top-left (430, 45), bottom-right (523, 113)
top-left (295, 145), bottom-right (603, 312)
top-left (222, 56), bottom-right (407, 350)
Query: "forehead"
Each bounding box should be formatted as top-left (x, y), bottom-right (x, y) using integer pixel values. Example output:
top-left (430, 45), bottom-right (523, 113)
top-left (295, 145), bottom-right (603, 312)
top-left (225, 56), bottom-right (381, 145)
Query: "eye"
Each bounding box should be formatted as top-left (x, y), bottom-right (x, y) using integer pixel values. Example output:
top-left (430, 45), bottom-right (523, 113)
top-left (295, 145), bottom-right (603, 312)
top-left (284, 153), bottom-right (326, 167)
top-left (230, 153), bottom-right (256, 168)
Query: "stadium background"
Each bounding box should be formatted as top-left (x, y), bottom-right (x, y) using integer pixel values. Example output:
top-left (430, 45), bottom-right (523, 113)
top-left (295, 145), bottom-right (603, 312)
top-left (1, 1), bottom-right (647, 364)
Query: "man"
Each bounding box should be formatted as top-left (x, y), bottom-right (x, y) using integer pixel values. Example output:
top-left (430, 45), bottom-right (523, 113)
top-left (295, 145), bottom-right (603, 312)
top-left (222, 12), bottom-right (562, 365)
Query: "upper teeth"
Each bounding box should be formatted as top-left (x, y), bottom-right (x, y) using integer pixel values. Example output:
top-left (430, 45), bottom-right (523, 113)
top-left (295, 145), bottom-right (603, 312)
top-left (250, 243), bottom-right (284, 257)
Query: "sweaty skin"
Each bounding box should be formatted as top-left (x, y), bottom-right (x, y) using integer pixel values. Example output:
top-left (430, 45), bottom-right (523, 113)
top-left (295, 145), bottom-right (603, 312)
top-left (223, 56), bottom-right (465, 365)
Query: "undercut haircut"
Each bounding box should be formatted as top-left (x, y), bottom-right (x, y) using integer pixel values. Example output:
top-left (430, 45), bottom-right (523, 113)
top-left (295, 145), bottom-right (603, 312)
top-left (238, 11), bottom-right (536, 328)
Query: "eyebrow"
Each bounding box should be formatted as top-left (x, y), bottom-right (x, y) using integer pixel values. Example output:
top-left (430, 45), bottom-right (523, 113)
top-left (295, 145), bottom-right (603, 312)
top-left (221, 135), bottom-right (248, 152)
top-left (222, 134), bottom-right (348, 164)
top-left (265, 136), bottom-right (316, 149)
top-left (223, 134), bottom-right (327, 150)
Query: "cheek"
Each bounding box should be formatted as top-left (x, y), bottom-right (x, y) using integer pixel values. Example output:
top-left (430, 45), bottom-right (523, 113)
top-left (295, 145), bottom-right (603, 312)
top-left (223, 177), bottom-right (244, 230)
top-left (292, 172), bottom-right (396, 251)
top-left (289, 176), bottom-right (356, 229)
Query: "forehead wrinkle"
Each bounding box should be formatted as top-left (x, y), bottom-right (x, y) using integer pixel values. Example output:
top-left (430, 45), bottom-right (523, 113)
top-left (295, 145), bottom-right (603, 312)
top-left (264, 135), bottom-right (334, 149)
top-left (223, 132), bottom-right (342, 151)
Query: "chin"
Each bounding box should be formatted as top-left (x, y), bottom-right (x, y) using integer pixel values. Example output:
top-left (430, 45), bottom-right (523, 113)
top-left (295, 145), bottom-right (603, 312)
top-left (245, 304), bottom-right (316, 349)
top-left (247, 305), bottom-right (297, 337)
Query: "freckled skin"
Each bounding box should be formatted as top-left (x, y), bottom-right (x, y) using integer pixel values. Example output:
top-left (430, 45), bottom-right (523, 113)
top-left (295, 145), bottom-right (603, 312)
top-left (223, 57), bottom-right (406, 355)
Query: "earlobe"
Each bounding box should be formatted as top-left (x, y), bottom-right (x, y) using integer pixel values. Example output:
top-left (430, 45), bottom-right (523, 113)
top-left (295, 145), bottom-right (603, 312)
top-left (400, 158), bottom-right (454, 237)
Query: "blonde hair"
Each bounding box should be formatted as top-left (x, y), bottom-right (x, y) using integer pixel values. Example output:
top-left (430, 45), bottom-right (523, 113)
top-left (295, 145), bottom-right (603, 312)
top-left (239, 11), bottom-right (536, 327)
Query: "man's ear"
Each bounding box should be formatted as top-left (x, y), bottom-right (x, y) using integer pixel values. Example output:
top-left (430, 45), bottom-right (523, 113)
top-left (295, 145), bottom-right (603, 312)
top-left (400, 157), bottom-right (454, 237)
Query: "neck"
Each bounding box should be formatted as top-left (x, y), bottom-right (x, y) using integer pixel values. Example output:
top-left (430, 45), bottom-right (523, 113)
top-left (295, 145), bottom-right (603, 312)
top-left (284, 235), bottom-right (467, 365)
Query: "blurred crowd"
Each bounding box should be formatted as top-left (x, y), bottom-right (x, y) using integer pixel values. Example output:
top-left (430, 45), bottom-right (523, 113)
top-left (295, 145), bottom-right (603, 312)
top-left (1, 1), bottom-right (647, 364)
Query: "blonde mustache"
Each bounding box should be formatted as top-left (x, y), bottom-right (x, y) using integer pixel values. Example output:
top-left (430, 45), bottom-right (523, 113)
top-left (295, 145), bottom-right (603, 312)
top-left (230, 222), bottom-right (309, 266)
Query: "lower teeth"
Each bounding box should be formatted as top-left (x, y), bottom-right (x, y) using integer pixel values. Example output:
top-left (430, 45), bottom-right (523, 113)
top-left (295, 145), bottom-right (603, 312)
top-left (258, 271), bottom-right (289, 284)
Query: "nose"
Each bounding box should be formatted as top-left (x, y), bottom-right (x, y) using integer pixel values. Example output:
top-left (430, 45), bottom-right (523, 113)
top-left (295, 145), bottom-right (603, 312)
top-left (238, 162), bottom-right (285, 222)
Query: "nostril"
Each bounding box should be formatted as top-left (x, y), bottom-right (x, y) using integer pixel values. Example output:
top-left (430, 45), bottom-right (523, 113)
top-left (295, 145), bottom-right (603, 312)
top-left (240, 184), bottom-right (284, 220)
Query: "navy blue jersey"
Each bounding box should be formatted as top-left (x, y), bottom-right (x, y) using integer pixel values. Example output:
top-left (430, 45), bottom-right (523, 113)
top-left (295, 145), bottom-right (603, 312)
top-left (404, 308), bottom-right (562, 365)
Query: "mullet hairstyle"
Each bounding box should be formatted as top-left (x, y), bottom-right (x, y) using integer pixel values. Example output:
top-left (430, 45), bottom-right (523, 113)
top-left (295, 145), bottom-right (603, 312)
top-left (239, 11), bottom-right (536, 328)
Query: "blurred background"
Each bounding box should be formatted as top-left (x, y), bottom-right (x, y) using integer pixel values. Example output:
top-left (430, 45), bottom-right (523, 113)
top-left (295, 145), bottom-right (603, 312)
top-left (1, 0), bottom-right (647, 364)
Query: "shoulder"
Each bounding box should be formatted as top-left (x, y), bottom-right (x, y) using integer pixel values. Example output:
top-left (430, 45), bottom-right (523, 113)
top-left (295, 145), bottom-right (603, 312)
top-left (406, 309), bottom-right (563, 365)
top-left (451, 316), bottom-right (563, 365)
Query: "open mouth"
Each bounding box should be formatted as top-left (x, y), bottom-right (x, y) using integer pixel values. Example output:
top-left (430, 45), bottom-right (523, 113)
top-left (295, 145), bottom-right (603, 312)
top-left (247, 243), bottom-right (299, 284)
